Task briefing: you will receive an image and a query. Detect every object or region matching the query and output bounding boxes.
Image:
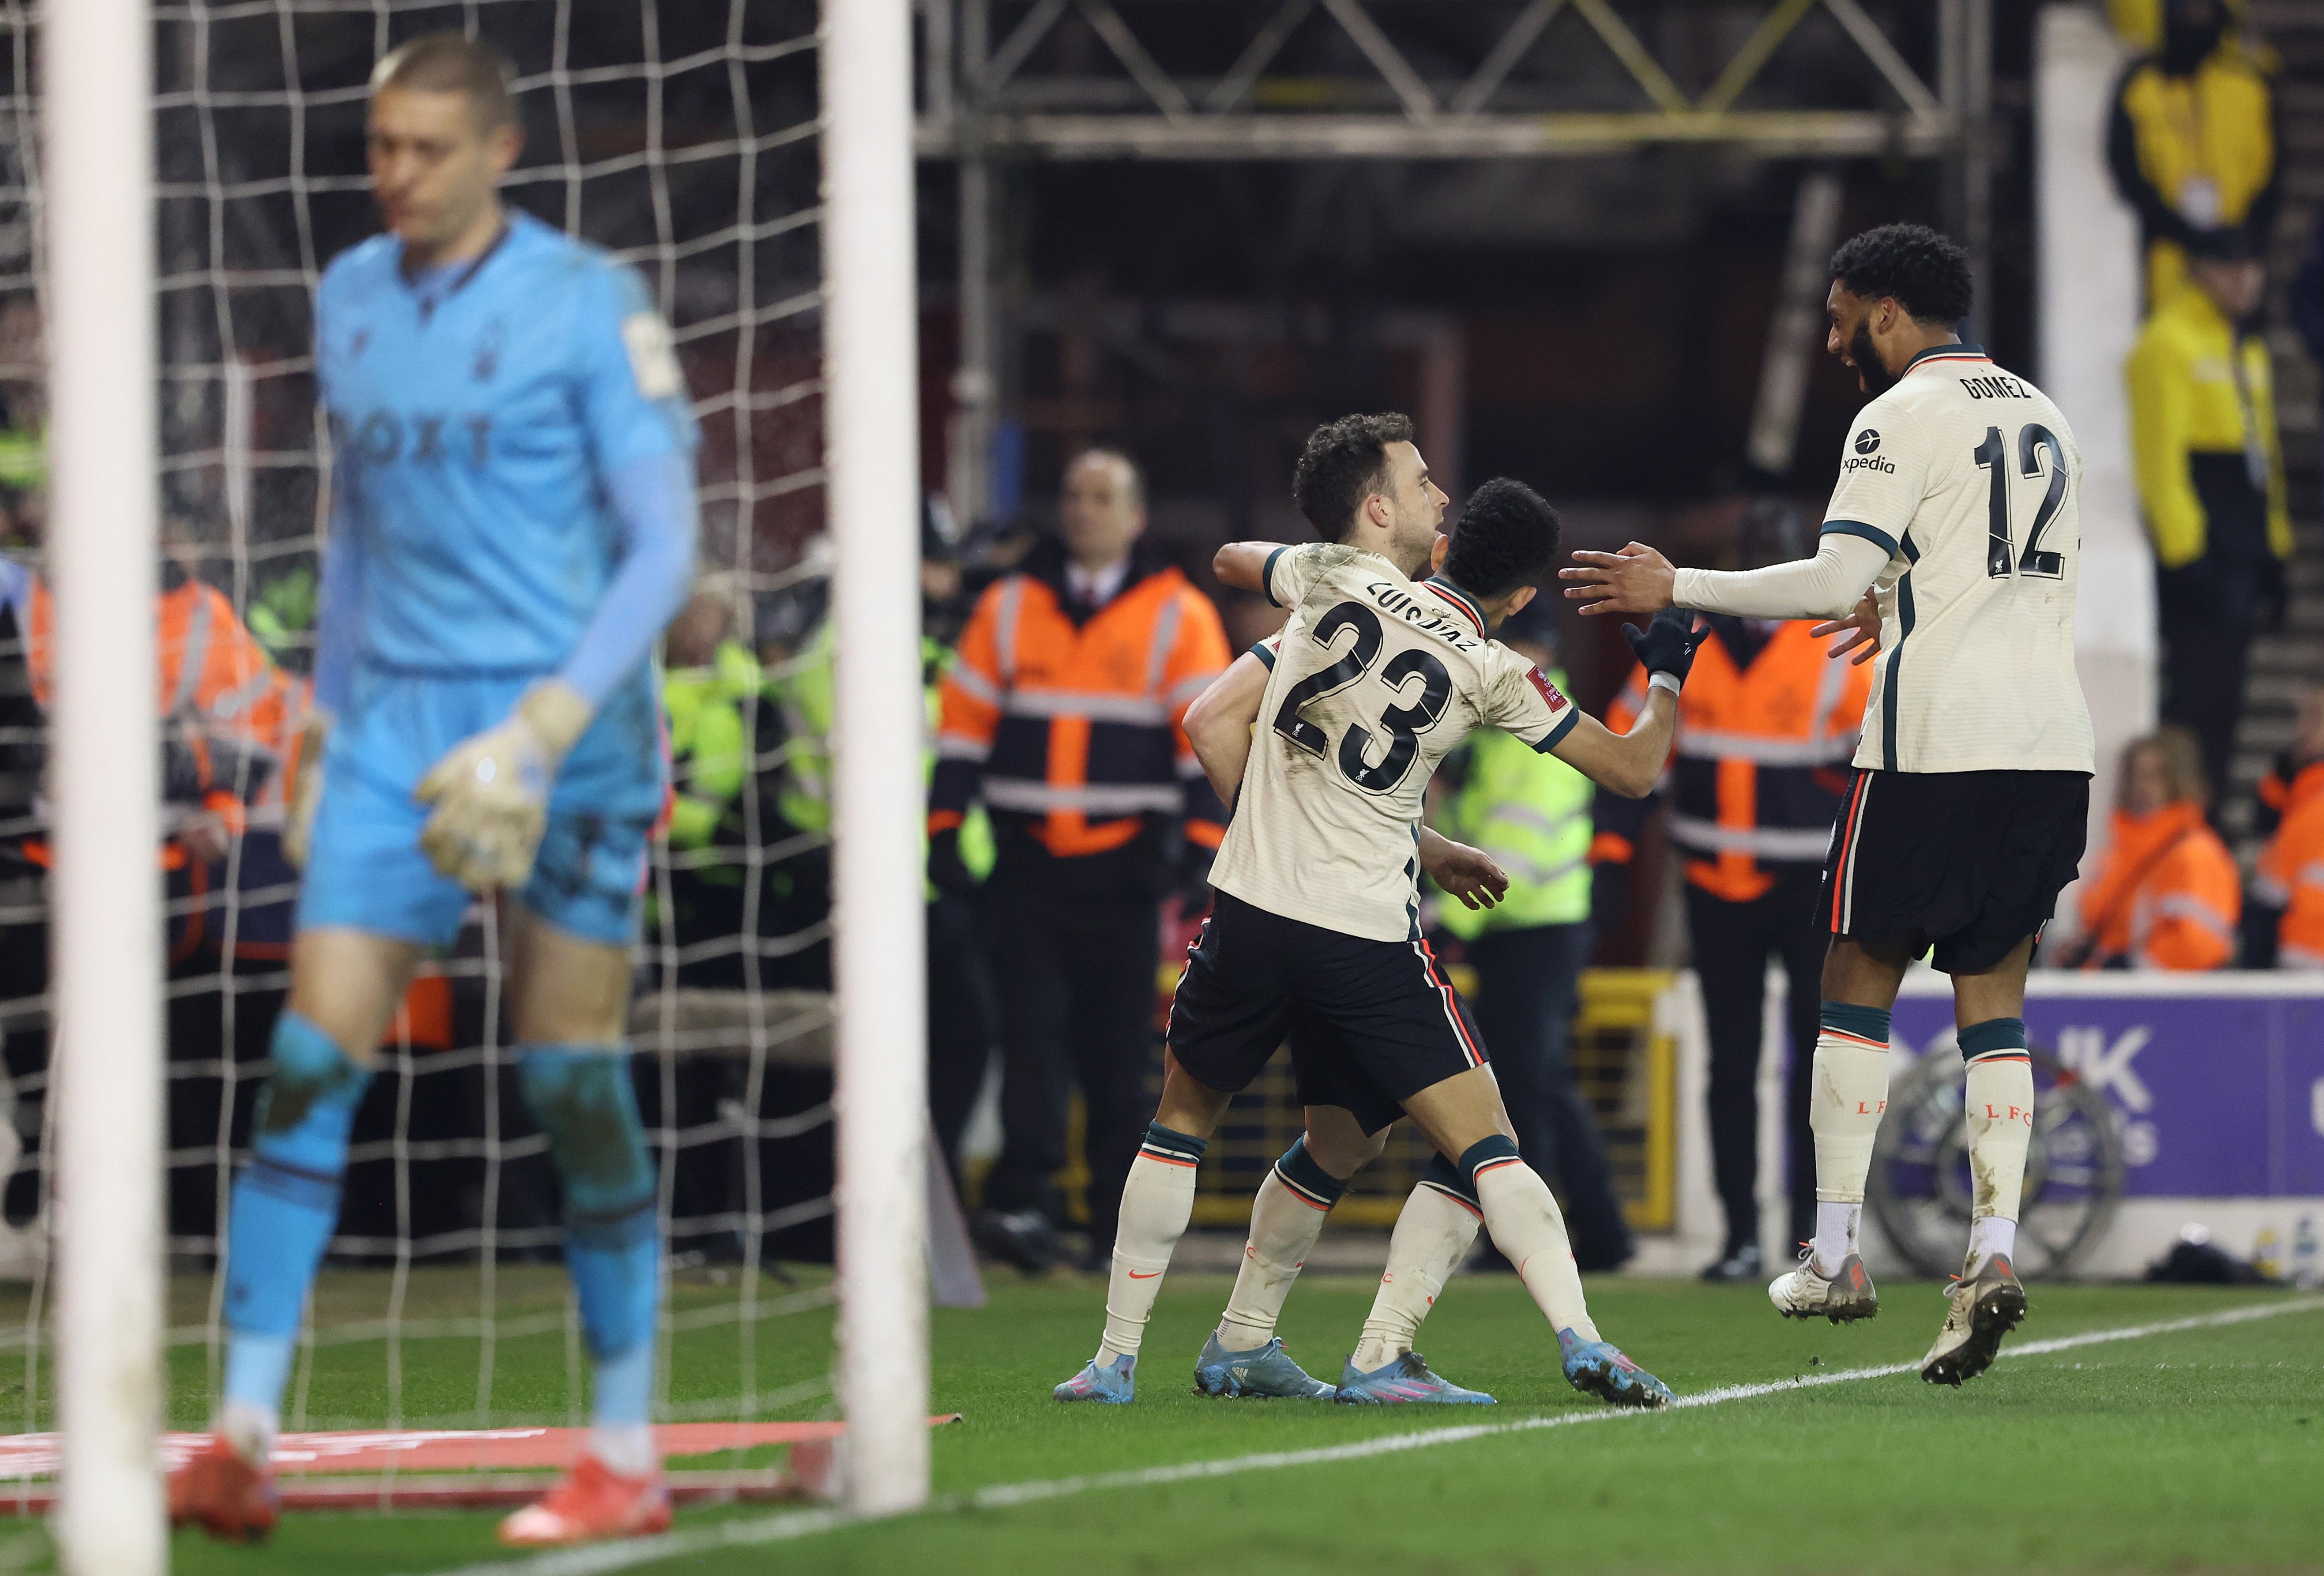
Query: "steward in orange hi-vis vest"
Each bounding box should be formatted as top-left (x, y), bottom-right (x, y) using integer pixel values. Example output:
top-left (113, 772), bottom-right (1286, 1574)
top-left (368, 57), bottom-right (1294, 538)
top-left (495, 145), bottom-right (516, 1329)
top-left (2076, 799), bottom-right (2239, 970)
top-left (927, 468), bottom-right (1231, 1270)
top-left (2255, 760), bottom-right (2324, 970)
top-left (1598, 615), bottom-right (1871, 902)
top-left (930, 535), bottom-right (1231, 894)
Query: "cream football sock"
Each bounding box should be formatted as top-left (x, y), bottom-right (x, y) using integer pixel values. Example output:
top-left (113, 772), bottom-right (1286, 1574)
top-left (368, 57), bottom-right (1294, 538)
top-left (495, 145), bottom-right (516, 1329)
top-left (1352, 1156), bottom-right (1481, 1372)
top-left (1960, 1018), bottom-right (2034, 1274)
top-left (1096, 1121), bottom-right (1207, 1364)
top-left (1809, 1001), bottom-right (1892, 1274)
top-left (1217, 1137), bottom-right (1345, 1352)
top-left (1463, 1138), bottom-right (1598, 1343)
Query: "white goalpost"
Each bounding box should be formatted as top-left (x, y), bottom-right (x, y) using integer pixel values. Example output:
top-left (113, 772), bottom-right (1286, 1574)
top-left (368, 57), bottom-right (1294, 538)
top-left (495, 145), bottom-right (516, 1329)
top-left (45, 0), bottom-right (168, 1570)
top-left (821, 0), bottom-right (931, 1517)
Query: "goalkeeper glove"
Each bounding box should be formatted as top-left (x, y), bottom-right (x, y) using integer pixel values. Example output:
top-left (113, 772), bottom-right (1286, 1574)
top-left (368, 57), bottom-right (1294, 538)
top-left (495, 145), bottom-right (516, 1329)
top-left (415, 681), bottom-right (593, 893)
top-left (283, 711), bottom-right (331, 872)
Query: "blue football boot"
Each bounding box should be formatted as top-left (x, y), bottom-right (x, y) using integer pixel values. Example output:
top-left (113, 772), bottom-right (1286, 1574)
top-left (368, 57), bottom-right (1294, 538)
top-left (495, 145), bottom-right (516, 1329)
top-left (1557, 1328), bottom-right (1674, 1410)
top-left (1192, 1333), bottom-right (1336, 1400)
top-left (1054, 1352), bottom-right (1136, 1403)
top-left (1334, 1351), bottom-right (1496, 1405)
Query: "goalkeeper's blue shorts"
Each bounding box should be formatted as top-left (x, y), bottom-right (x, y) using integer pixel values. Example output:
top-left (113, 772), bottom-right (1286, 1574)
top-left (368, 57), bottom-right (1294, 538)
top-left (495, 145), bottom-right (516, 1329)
top-left (296, 665), bottom-right (667, 949)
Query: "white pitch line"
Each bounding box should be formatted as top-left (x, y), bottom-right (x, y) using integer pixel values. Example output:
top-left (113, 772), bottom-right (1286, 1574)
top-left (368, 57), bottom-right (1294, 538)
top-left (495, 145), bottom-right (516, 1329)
top-left (410, 1295), bottom-right (2324, 1576)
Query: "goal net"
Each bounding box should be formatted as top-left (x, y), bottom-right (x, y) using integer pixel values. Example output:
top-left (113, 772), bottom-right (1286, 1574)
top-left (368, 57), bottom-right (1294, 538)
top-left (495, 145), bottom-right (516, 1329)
top-left (0, 0), bottom-right (860, 1496)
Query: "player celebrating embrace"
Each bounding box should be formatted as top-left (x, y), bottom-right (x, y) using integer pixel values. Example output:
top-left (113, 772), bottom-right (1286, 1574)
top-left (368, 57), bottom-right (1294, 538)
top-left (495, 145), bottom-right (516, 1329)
top-left (168, 35), bottom-right (698, 1545)
top-left (1056, 415), bottom-right (1699, 1411)
top-left (1563, 224), bottom-right (2092, 1386)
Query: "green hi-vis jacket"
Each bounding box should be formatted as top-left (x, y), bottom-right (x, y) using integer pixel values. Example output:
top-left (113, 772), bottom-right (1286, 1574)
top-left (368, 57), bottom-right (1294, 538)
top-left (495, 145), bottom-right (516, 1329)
top-left (1430, 669), bottom-right (1593, 936)
top-left (664, 639), bottom-right (764, 858)
top-left (765, 617), bottom-right (993, 883)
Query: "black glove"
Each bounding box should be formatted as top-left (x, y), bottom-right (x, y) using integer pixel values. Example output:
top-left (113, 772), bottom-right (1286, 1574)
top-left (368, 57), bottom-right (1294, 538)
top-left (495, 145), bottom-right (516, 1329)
top-left (927, 826), bottom-right (979, 900)
top-left (1622, 607), bottom-right (1704, 684)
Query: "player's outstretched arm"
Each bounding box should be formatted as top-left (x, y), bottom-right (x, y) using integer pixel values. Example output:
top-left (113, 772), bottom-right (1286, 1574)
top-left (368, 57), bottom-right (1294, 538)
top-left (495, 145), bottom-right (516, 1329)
top-left (1212, 541), bottom-right (1282, 595)
top-left (1558, 541), bottom-right (1675, 616)
top-left (1546, 610), bottom-right (1699, 798)
top-left (1182, 650), bottom-right (1270, 802)
top-left (1561, 533), bottom-right (1889, 622)
top-left (1551, 693), bottom-right (1675, 800)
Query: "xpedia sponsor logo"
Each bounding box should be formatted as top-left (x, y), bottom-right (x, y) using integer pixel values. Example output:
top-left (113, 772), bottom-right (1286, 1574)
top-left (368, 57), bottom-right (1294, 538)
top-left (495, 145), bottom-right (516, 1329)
top-left (1843, 430), bottom-right (1892, 474)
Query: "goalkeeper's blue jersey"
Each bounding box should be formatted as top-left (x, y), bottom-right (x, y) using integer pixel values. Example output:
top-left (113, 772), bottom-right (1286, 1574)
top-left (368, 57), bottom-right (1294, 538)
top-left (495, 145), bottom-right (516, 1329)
top-left (314, 209), bottom-right (698, 679)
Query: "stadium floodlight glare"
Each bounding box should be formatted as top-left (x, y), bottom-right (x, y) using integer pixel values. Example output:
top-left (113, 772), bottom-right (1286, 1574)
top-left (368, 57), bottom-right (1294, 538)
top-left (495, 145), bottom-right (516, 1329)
top-left (45, 0), bottom-right (170, 1571)
top-left (821, 0), bottom-right (931, 1516)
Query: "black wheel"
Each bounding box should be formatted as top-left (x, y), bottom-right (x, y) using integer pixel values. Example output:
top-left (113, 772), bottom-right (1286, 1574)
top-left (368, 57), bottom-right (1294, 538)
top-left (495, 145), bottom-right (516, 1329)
top-left (1868, 1037), bottom-right (2124, 1279)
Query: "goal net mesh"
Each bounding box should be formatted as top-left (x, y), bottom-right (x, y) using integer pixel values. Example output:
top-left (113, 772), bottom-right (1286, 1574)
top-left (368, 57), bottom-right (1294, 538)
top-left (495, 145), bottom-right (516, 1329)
top-left (0, 0), bottom-right (840, 1452)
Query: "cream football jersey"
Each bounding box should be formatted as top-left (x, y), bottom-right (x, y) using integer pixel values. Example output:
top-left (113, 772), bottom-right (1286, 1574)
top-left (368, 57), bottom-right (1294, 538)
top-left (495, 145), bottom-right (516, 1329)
top-left (1822, 344), bottom-right (2094, 775)
top-left (1210, 543), bottom-right (1580, 943)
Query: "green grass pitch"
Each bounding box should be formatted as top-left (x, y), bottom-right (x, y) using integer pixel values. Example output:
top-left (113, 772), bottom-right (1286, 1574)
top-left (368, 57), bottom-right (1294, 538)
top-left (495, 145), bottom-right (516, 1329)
top-left (10, 1269), bottom-right (2324, 1573)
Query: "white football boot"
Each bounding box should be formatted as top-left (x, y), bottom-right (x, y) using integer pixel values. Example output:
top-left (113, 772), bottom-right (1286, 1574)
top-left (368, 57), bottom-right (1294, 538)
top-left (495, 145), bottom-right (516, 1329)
top-left (1921, 1253), bottom-right (2026, 1386)
top-left (1767, 1247), bottom-right (1880, 1323)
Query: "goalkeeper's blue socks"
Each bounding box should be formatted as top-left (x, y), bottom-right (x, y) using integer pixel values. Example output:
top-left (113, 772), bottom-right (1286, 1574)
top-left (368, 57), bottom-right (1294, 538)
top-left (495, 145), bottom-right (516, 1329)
top-left (220, 1011), bottom-right (375, 1459)
top-left (520, 1045), bottom-right (662, 1477)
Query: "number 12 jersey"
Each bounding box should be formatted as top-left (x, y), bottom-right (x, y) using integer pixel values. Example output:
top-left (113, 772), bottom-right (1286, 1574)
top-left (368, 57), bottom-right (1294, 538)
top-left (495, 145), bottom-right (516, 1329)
top-left (1821, 344), bottom-right (2094, 776)
top-left (1210, 543), bottom-right (1580, 943)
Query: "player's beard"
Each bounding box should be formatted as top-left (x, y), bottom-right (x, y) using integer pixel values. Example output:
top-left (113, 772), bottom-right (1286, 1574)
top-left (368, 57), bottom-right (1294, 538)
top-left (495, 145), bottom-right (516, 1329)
top-left (1849, 319), bottom-right (1899, 398)
top-left (1389, 512), bottom-right (1439, 578)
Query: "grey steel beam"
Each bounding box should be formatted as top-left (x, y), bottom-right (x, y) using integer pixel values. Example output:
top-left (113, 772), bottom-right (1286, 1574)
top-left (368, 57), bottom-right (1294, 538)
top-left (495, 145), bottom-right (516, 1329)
top-left (916, 110), bottom-right (1953, 159)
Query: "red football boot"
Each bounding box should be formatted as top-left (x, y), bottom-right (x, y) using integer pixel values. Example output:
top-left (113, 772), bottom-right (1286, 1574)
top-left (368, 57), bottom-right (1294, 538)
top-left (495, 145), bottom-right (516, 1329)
top-left (167, 1436), bottom-right (279, 1543)
top-left (498, 1453), bottom-right (672, 1548)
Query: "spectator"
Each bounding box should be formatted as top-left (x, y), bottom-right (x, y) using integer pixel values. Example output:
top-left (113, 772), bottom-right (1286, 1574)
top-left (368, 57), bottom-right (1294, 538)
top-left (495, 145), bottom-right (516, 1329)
top-left (1596, 503), bottom-right (1872, 1281)
top-left (2251, 690), bottom-right (2324, 969)
top-left (2108, 0), bottom-right (2280, 312)
top-left (656, 578), bottom-right (765, 982)
top-left (929, 449), bottom-right (1230, 1272)
top-left (2127, 230), bottom-right (2290, 805)
top-left (1429, 599), bottom-right (1632, 1271)
top-left (2064, 728), bottom-right (2238, 970)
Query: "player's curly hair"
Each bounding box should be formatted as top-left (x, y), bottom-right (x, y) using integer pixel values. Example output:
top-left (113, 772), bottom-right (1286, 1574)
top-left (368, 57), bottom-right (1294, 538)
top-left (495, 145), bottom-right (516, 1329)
top-left (1441, 477), bottom-right (1561, 601)
top-left (1829, 224), bottom-right (1974, 326)
top-left (1292, 412), bottom-right (1414, 540)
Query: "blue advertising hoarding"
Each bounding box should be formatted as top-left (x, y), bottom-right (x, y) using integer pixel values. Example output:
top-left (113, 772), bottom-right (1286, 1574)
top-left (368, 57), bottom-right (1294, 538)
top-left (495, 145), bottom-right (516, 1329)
top-left (1889, 976), bottom-right (2324, 1199)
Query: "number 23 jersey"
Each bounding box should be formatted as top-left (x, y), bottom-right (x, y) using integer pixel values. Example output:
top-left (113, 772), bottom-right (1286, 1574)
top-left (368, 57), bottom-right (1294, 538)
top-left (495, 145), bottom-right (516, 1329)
top-left (1822, 344), bottom-right (2093, 776)
top-left (1210, 543), bottom-right (1579, 943)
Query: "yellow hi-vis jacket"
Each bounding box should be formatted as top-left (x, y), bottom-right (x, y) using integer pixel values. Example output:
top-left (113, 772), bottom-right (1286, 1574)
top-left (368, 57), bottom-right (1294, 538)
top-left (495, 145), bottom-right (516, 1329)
top-left (2126, 283), bottom-right (2291, 569)
top-left (2107, 46), bottom-right (2279, 309)
top-left (1431, 669), bottom-right (1593, 936)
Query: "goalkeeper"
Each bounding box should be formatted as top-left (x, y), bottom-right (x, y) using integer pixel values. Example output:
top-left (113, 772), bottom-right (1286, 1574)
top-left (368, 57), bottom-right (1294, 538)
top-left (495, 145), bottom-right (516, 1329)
top-left (168, 33), bottom-right (698, 1550)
